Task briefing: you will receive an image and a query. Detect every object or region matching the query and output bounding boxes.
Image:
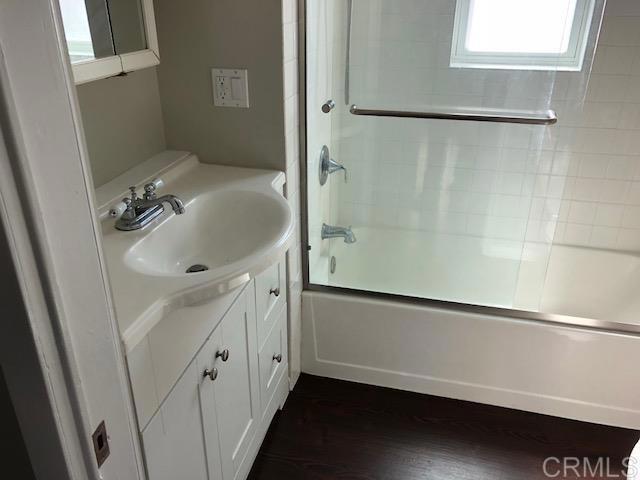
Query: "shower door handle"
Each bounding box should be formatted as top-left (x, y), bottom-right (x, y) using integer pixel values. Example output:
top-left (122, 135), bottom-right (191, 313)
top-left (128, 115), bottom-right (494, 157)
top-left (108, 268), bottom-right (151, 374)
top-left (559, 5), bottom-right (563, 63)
top-left (349, 104), bottom-right (558, 125)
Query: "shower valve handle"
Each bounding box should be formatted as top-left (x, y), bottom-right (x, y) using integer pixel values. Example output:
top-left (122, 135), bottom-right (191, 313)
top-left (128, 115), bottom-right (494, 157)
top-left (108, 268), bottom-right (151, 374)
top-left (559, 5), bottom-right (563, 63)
top-left (319, 145), bottom-right (349, 185)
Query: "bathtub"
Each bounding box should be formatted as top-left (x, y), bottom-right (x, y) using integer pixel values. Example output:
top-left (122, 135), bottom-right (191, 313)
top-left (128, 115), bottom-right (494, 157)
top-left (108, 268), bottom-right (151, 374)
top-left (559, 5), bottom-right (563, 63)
top-left (302, 227), bottom-right (640, 428)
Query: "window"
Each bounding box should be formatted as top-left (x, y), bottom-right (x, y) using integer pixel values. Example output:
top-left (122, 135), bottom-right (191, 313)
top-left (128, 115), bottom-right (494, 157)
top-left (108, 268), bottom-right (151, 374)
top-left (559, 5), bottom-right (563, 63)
top-left (451, 0), bottom-right (596, 71)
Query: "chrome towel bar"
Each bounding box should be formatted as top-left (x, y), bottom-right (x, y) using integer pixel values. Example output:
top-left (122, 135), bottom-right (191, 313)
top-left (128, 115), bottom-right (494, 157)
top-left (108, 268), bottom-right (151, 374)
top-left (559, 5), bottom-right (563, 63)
top-left (349, 105), bottom-right (558, 125)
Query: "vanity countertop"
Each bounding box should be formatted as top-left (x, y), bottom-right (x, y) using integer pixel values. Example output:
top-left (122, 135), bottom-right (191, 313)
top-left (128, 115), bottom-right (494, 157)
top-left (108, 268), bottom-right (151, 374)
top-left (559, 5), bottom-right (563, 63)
top-left (97, 152), bottom-right (293, 352)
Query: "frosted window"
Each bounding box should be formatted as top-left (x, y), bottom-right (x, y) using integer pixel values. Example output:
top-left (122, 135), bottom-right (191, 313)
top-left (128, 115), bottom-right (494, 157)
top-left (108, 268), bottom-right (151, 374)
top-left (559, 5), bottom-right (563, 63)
top-left (452, 0), bottom-right (595, 71)
top-left (466, 0), bottom-right (577, 54)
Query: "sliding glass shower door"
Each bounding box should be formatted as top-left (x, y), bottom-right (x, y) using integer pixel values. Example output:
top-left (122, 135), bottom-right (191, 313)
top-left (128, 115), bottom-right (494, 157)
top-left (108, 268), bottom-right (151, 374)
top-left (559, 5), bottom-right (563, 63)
top-left (305, 0), bottom-right (640, 324)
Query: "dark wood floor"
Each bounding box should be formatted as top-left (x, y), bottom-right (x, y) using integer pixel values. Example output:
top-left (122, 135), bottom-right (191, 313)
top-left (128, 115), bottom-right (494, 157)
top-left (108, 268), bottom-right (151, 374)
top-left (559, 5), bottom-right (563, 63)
top-left (248, 374), bottom-right (638, 480)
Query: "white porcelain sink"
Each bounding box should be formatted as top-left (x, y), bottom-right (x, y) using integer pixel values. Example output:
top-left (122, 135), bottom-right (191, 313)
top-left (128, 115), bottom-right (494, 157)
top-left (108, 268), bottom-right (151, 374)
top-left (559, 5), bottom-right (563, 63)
top-left (99, 155), bottom-right (294, 351)
top-left (125, 190), bottom-right (289, 277)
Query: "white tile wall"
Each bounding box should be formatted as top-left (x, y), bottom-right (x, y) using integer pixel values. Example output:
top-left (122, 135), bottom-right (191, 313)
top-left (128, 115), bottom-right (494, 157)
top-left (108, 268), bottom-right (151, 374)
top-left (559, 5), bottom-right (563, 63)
top-left (282, 0), bottom-right (302, 386)
top-left (306, 0), bottom-right (345, 284)
top-left (326, 0), bottom-right (640, 253)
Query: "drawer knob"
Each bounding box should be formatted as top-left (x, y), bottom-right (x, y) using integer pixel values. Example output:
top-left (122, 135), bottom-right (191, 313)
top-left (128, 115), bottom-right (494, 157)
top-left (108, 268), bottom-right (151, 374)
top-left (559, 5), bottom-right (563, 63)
top-left (216, 349), bottom-right (230, 362)
top-left (269, 287), bottom-right (280, 297)
top-left (203, 368), bottom-right (218, 381)
top-left (273, 353), bottom-right (283, 363)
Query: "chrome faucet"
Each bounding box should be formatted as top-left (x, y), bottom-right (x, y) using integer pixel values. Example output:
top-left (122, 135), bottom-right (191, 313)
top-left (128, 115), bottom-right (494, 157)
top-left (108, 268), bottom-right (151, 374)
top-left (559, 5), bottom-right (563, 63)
top-left (321, 223), bottom-right (356, 244)
top-left (113, 181), bottom-right (185, 231)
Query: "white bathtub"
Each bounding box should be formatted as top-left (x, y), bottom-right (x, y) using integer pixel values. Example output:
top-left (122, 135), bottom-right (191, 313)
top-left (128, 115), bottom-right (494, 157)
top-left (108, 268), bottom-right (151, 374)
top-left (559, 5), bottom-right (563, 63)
top-left (302, 227), bottom-right (640, 428)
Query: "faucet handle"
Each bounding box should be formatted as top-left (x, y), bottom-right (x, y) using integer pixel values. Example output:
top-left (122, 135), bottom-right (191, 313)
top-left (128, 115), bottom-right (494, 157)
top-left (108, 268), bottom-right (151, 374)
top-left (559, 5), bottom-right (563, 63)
top-left (128, 186), bottom-right (138, 202)
top-left (118, 197), bottom-right (136, 220)
top-left (332, 160), bottom-right (348, 184)
top-left (143, 178), bottom-right (164, 200)
top-left (143, 183), bottom-right (157, 200)
top-left (109, 197), bottom-right (132, 218)
top-left (326, 156), bottom-right (349, 184)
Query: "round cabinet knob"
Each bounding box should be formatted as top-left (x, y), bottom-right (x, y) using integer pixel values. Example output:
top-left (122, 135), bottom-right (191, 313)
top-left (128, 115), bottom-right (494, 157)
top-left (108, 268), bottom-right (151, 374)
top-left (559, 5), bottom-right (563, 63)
top-left (273, 353), bottom-right (283, 363)
top-left (216, 349), bottom-right (230, 362)
top-left (203, 368), bottom-right (218, 381)
top-left (269, 287), bottom-right (280, 297)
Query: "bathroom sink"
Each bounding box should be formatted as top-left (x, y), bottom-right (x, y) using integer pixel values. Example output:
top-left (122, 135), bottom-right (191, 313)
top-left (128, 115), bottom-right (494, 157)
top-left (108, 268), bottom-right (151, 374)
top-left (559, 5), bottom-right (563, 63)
top-left (125, 190), bottom-right (289, 277)
top-left (99, 156), bottom-right (294, 351)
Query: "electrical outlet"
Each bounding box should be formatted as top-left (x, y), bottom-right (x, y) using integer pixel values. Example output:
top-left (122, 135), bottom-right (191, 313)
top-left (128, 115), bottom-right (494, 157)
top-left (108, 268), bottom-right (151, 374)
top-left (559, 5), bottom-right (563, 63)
top-left (212, 68), bottom-right (249, 108)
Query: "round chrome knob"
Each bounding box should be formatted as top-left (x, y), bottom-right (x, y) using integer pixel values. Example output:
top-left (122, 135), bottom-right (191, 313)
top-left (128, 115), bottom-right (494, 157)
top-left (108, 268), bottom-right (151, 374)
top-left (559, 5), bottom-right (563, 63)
top-left (203, 368), bottom-right (218, 381)
top-left (269, 287), bottom-right (280, 297)
top-left (273, 353), bottom-right (283, 363)
top-left (322, 99), bottom-right (336, 113)
top-left (216, 349), bottom-right (230, 362)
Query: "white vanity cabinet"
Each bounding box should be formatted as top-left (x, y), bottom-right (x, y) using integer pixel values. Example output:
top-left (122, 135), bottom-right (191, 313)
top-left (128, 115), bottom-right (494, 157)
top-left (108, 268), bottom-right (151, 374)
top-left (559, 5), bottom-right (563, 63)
top-left (140, 358), bottom-right (218, 480)
top-left (135, 259), bottom-right (288, 480)
top-left (208, 293), bottom-right (259, 480)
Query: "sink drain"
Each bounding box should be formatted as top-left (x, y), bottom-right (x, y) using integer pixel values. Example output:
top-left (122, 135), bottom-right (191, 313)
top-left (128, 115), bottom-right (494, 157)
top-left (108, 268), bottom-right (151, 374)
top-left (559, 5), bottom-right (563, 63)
top-left (186, 264), bottom-right (209, 274)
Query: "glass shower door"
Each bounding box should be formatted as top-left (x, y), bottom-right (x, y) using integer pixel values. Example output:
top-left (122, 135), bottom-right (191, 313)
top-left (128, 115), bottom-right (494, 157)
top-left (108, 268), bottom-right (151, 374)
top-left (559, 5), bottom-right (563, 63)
top-left (306, 0), bottom-right (610, 317)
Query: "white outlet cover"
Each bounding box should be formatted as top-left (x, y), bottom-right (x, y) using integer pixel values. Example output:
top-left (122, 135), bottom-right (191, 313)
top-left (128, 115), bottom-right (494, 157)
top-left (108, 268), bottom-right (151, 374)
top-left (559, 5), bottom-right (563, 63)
top-left (212, 68), bottom-right (249, 108)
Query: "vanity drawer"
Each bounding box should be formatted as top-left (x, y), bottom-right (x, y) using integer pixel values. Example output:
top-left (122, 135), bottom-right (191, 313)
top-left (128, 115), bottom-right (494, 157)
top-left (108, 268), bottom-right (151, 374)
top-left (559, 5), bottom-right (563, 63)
top-left (255, 259), bottom-right (284, 345)
top-left (258, 305), bottom-right (287, 415)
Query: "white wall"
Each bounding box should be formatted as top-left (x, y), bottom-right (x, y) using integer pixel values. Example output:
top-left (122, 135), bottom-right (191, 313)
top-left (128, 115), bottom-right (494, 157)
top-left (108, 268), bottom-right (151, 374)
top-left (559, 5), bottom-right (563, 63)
top-left (0, 0), bottom-right (145, 475)
top-left (77, 68), bottom-right (167, 187)
top-left (554, 1), bottom-right (640, 250)
top-left (329, 0), bottom-right (640, 254)
top-left (154, 0), bottom-right (287, 171)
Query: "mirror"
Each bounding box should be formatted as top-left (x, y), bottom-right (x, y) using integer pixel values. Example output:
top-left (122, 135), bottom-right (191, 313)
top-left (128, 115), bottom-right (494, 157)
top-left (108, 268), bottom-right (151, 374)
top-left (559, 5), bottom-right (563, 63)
top-left (107, 0), bottom-right (147, 55)
top-left (59, 0), bottom-right (110, 62)
top-left (59, 0), bottom-right (159, 84)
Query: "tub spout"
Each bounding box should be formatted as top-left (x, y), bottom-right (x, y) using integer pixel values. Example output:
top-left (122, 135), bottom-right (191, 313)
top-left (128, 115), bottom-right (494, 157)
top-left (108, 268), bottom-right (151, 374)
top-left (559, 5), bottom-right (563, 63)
top-left (321, 223), bottom-right (356, 244)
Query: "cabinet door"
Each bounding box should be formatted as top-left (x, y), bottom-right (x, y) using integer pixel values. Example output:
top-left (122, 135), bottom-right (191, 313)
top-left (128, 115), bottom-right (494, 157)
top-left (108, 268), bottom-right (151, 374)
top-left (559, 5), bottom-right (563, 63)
top-left (255, 259), bottom-right (284, 346)
top-left (213, 290), bottom-right (260, 480)
top-left (142, 361), bottom-right (211, 480)
top-left (258, 305), bottom-right (288, 416)
top-left (196, 328), bottom-right (224, 480)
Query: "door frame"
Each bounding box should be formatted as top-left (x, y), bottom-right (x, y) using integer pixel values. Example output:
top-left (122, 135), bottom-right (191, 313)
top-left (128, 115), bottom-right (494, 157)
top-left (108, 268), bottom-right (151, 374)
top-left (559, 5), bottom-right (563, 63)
top-left (0, 1), bottom-right (144, 479)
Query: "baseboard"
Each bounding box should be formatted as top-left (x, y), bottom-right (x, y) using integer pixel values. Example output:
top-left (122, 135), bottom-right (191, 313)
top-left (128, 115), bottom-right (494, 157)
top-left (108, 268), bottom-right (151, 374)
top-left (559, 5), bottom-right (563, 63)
top-left (289, 369), bottom-right (300, 390)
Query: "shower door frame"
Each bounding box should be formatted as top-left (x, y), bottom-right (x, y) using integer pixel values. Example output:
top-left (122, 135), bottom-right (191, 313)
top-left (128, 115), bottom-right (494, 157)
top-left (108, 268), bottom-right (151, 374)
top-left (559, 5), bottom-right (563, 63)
top-left (297, 0), bottom-right (640, 337)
